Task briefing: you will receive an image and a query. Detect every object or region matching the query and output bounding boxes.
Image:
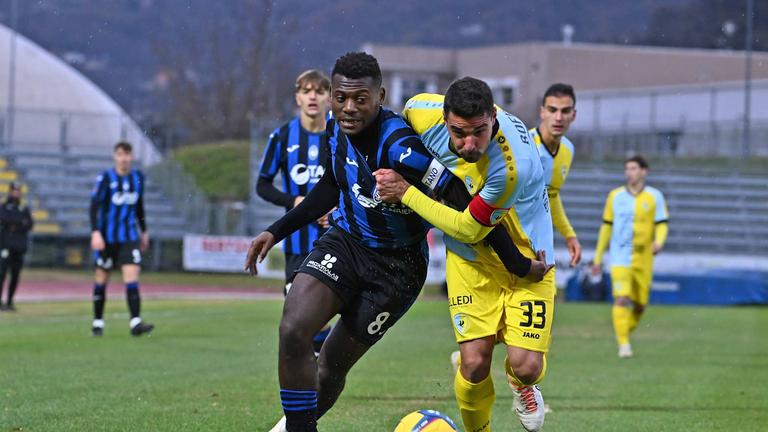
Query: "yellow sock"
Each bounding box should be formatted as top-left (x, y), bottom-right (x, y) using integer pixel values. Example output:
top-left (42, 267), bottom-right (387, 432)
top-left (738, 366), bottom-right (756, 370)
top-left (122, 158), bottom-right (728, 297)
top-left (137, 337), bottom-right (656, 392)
top-left (629, 309), bottom-right (643, 333)
top-left (612, 305), bottom-right (632, 345)
top-left (505, 354), bottom-right (548, 387)
top-left (455, 370), bottom-right (494, 432)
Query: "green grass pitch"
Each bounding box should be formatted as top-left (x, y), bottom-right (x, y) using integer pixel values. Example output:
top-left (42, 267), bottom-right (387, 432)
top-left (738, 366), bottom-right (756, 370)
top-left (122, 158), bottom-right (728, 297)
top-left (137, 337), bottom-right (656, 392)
top-left (1, 300), bottom-right (766, 431)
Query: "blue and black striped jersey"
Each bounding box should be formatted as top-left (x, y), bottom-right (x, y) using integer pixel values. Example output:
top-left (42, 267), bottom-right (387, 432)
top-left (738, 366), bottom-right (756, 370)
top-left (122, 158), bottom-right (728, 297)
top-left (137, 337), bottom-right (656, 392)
top-left (327, 108), bottom-right (451, 249)
top-left (90, 168), bottom-right (146, 244)
top-left (258, 117), bottom-right (328, 255)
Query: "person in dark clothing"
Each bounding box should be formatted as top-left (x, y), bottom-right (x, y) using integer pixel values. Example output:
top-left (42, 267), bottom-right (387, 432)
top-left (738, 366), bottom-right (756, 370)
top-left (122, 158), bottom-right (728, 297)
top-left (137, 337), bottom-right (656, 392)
top-left (0, 182), bottom-right (33, 311)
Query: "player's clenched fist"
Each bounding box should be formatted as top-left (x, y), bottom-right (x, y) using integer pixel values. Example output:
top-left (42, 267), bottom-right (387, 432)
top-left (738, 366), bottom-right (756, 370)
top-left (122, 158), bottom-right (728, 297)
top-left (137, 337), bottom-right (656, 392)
top-left (244, 231), bottom-right (276, 276)
top-left (373, 169), bottom-right (410, 203)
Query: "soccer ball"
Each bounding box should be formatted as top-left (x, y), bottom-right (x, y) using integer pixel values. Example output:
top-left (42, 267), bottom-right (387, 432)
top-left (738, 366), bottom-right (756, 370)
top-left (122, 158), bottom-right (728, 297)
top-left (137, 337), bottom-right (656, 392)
top-left (394, 409), bottom-right (458, 432)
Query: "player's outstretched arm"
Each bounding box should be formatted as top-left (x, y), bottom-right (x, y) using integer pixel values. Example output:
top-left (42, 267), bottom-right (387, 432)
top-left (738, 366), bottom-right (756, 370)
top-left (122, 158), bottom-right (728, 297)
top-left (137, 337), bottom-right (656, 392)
top-left (374, 169), bottom-right (494, 244)
top-left (245, 169), bottom-right (339, 276)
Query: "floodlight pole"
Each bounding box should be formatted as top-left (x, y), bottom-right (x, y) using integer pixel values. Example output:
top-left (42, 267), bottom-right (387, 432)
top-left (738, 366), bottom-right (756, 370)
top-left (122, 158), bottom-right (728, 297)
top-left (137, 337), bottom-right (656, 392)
top-left (6, 0), bottom-right (17, 146)
top-left (743, 0), bottom-right (754, 159)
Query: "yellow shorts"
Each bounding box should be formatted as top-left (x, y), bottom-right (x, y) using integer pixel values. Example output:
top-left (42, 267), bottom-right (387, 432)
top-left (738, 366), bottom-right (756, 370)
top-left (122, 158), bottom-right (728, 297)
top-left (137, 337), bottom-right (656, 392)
top-left (610, 265), bottom-right (652, 305)
top-left (445, 249), bottom-right (556, 353)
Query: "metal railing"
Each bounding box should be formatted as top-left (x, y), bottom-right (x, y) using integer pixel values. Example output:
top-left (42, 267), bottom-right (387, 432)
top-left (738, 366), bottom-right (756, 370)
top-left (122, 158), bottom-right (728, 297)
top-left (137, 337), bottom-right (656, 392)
top-left (147, 159), bottom-right (211, 236)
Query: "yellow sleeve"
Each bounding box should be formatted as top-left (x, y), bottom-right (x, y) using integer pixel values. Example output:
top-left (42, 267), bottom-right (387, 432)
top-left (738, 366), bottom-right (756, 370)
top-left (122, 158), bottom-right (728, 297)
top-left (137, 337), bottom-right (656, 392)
top-left (654, 222), bottom-right (668, 248)
top-left (593, 223), bottom-right (612, 266)
top-left (549, 189), bottom-right (576, 239)
top-left (593, 192), bottom-right (615, 266)
top-left (401, 185), bottom-right (493, 244)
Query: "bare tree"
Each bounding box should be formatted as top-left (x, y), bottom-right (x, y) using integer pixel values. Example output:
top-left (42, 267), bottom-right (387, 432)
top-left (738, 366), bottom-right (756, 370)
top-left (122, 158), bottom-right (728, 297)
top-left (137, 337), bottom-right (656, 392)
top-left (153, 0), bottom-right (290, 142)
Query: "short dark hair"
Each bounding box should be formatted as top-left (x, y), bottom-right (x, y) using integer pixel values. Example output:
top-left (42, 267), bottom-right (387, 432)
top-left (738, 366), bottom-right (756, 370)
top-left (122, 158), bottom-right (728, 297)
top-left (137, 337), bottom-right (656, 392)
top-left (114, 141), bottom-right (133, 153)
top-left (444, 77), bottom-right (495, 119)
top-left (331, 52), bottom-right (382, 87)
top-left (295, 69), bottom-right (331, 93)
top-left (625, 154), bottom-right (649, 169)
top-left (542, 83), bottom-right (576, 106)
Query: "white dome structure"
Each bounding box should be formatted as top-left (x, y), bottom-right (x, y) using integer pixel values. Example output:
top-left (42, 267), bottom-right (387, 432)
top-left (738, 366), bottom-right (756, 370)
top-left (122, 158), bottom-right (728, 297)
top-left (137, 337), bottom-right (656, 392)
top-left (0, 23), bottom-right (161, 165)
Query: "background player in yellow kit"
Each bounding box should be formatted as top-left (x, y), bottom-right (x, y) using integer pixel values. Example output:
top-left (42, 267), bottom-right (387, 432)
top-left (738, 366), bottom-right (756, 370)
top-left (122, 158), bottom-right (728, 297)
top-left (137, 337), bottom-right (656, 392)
top-left (592, 155), bottom-right (669, 358)
top-left (530, 83), bottom-right (581, 267)
top-left (375, 78), bottom-right (554, 432)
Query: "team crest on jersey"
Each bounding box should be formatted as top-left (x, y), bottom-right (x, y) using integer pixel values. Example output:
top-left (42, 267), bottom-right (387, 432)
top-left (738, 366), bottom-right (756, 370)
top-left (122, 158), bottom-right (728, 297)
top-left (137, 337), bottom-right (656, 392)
top-left (453, 313), bottom-right (469, 336)
top-left (308, 145), bottom-right (319, 160)
top-left (561, 165), bottom-right (567, 180)
top-left (464, 176), bottom-right (475, 193)
top-left (489, 209), bottom-right (506, 225)
top-left (642, 202), bottom-right (649, 210)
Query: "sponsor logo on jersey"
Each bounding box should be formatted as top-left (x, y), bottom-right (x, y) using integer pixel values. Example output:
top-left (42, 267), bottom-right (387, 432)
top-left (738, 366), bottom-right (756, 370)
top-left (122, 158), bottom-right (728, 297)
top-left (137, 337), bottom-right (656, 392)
top-left (289, 164), bottom-right (325, 186)
top-left (111, 192), bottom-right (139, 206)
top-left (286, 144), bottom-right (300, 153)
top-left (522, 331), bottom-right (541, 339)
top-left (421, 159), bottom-right (445, 191)
top-left (346, 157), bottom-right (358, 167)
top-left (352, 183), bottom-right (381, 209)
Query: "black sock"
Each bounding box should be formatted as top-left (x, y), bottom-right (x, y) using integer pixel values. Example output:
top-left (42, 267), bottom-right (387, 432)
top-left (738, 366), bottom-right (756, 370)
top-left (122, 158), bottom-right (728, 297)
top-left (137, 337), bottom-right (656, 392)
top-left (280, 389), bottom-right (318, 432)
top-left (126, 282), bottom-right (140, 319)
top-left (93, 283), bottom-right (106, 320)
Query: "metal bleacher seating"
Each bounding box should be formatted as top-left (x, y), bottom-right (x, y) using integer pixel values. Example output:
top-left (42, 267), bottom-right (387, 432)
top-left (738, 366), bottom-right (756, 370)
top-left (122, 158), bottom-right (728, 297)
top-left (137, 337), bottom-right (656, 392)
top-left (561, 164), bottom-right (768, 255)
top-left (1, 149), bottom-right (190, 239)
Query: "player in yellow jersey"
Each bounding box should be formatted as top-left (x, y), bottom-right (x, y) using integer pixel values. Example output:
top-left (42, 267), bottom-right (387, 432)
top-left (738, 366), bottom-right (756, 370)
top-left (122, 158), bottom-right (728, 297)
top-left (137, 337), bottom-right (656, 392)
top-left (530, 83), bottom-right (581, 267)
top-left (375, 78), bottom-right (554, 432)
top-left (592, 155), bottom-right (669, 358)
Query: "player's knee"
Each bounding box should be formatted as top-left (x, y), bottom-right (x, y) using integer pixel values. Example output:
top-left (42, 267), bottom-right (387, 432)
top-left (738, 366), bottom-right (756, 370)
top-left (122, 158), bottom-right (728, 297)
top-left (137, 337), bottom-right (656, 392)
top-left (279, 316), bottom-right (313, 350)
top-left (459, 350), bottom-right (493, 383)
top-left (512, 359), bottom-right (543, 385)
top-left (614, 296), bottom-right (632, 307)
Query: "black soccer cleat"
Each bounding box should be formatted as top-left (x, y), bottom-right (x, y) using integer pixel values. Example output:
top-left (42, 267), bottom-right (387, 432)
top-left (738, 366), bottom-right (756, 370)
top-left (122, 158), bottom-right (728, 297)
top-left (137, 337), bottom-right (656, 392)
top-left (92, 326), bottom-right (103, 337)
top-left (130, 321), bottom-right (154, 337)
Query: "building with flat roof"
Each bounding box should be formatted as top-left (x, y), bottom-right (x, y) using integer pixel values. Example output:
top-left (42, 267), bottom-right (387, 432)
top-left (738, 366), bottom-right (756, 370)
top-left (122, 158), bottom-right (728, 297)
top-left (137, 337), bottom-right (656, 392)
top-left (364, 42), bottom-right (768, 128)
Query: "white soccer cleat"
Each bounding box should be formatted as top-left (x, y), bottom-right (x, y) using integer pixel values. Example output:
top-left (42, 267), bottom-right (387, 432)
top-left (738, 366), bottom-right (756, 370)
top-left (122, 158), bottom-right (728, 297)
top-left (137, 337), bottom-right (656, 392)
top-left (450, 350), bottom-right (461, 374)
top-left (618, 343), bottom-right (633, 358)
top-left (511, 384), bottom-right (545, 432)
top-left (267, 416), bottom-right (286, 432)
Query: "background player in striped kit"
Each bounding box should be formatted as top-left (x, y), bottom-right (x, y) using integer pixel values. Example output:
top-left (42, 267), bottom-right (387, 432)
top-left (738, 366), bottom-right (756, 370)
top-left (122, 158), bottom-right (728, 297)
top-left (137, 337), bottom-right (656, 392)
top-left (89, 142), bottom-right (153, 337)
top-left (530, 83), bottom-right (581, 267)
top-left (592, 155), bottom-right (669, 358)
top-left (257, 69), bottom-right (333, 353)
